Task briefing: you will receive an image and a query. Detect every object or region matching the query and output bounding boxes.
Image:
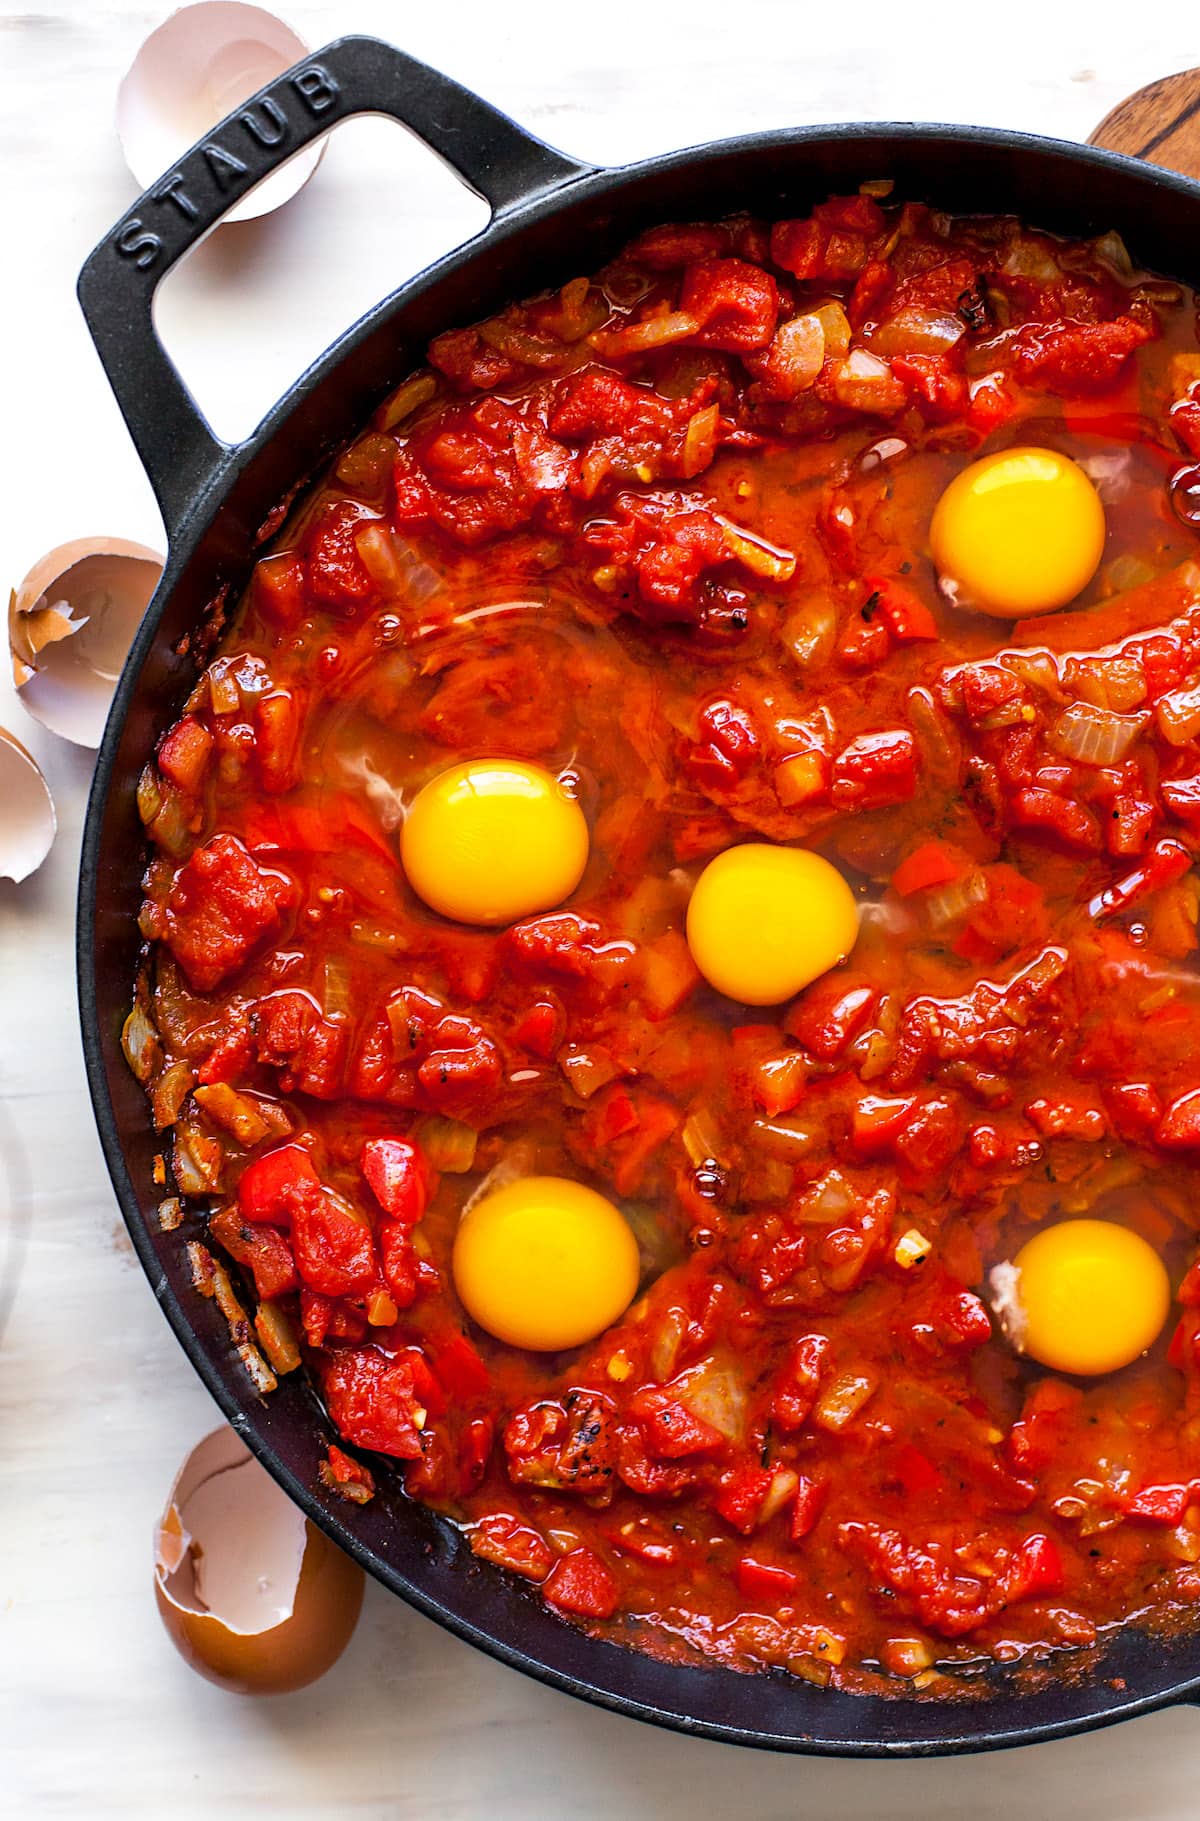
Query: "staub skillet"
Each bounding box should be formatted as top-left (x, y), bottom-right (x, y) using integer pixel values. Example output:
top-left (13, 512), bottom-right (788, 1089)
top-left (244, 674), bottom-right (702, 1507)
top-left (76, 33), bottom-right (1200, 1753)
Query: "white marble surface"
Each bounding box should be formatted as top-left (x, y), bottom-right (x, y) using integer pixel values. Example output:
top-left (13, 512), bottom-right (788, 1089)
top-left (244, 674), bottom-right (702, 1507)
top-left (5, 0), bottom-right (1200, 1812)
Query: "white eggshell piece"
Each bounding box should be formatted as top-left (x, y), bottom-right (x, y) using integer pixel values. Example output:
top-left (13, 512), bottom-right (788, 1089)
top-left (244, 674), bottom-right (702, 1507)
top-left (156, 1428), bottom-right (306, 1633)
top-left (10, 539), bottom-right (162, 748)
top-left (0, 729), bottom-right (56, 883)
top-left (117, 4), bottom-right (324, 224)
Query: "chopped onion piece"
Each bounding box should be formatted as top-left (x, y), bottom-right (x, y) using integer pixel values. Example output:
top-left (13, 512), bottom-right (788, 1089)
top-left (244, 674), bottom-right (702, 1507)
top-left (760, 1467), bottom-right (800, 1523)
top-left (924, 869), bottom-right (987, 931)
top-left (254, 1300), bottom-right (301, 1374)
top-left (871, 307), bottom-right (965, 357)
top-left (1157, 683), bottom-right (1200, 746)
top-left (122, 1002), bottom-right (162, 1084)
top-left (1105, 554), bottom-right (1158, 595)
top-left (811, 302), bottom-right (851, 358)
top-left (1000, 650), bottom-right (1064, 700)
top-left (718, 518), bottom-right (797, 582)
top-left (136, 765), bottom-right (162, 827)
top-left (783, 597), bottom-right (837, 669)
top-left (832, 348), bottom-right (905, 413)
top-left (798, 1169), bottom-right (855, 1222)
top-left (1093, 230), bottom-right (1133, 276)
top-left (769, 314), bottom-right (826, 392)
top-left (1001, 240), bottom-right (1061, 282)
top-left (1067, 654), bottom-right (1147, 712)
top-left (813, 1370), bottom-right (877, 1432)
top-left (894, 1228), bottom-right (931, 1269)
top-left (1050, 701), bottom-right (1149, 765)
top-left (674, 1358), bottom-right (746, 1443)
top-left (414, 1114), bottom-right (477, 1173)
top-left (682, 1108), bottom-right (723, 1168)
top-left (380, 373), bottom-right (437, 431)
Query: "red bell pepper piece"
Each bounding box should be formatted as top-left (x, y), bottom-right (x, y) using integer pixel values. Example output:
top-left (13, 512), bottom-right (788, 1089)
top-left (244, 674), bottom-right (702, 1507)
top-left (360, 1136), bottom-right (432, 1227)
top-left (864, 574), bottom-right (939, 644)
top-left (891, 840), bottom-right (966, 898)
top-left (1127, 1484), bottom-right (1189, 1525)
top-left (237, 1142), bottom-right (321, 1225)
top-left (789, 1475), bottom-right (828, 1542)
top-left (1007, 1532), bottom-right (1066, 1602)
top-left (735, 1556), bottom-right (799, 1601)
top-left (512, 998), bottom-right (563, 1058)
top-left (1088, 838), bottom-right (1191, 921)
top-left (1158, 1088), bottom-right (1200, 1149)
top-left (714, 1464), bottom-right (776, 1534)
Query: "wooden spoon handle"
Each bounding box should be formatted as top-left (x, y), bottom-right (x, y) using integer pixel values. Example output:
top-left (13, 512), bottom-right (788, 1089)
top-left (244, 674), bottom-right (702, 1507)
top-left (1089, 68), bottom-right (1200, 180)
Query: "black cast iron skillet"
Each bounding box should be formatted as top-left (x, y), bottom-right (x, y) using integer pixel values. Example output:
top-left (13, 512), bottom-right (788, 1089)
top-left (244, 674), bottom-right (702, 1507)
top-left (77, 33), bottom-right (1200, 1754)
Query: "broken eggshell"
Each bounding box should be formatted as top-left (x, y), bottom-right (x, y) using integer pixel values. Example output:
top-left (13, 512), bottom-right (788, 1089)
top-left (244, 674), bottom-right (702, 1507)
top-left (9, 538), bottom-right (163, 747)
top-left (0, 729), bottom-right (56, 883)
top-left (117, 3), bottom-right (325, 225)
top-left (155, 1427), bottom-right (364, 1694)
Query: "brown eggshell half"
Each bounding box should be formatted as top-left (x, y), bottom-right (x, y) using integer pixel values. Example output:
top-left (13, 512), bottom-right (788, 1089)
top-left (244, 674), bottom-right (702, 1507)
top-left (10, 538), bottom-right (163, 747)
top-left (155, 1427), bottom-right (364, 1695)
top-left (0, 727), bottom-right (56, 882)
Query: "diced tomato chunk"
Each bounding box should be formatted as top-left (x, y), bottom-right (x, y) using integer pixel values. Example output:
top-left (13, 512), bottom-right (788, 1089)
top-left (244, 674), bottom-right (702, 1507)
top-left (470, 1512), bottom-right (553, 1581)
top-left (300, 1290), bottom-right (366, 1348)
top-left (292, 1191), bottom-right (376, 1296)
top-left (630, 1386), bottom-right (726, 1459)
top-left (542, 1548), bottom-right (619, 1618)
top-left (305, 501), bottom-right (373, 607)
top-left (685, 698), bottom-right (760, 789)
top-left (378, 1224), bottom-right (428, 1310)
top-left (785, 979), bottom-right (877, 1058)
top-left (158, 716), bottom-right (214, 793)
top-left (714, 1463), bottom-right (775, 1533)
top-left (512, 998), bottom-right (563, 1058)
top-left (253, 551), bottom-right (308, 628)
top-left (165, 834), bottom-right (295, 993)
top-left (321, 1348), bottom-right (429, 1459)
top-left (679, 257), bottom-right (779, 353)
top-left (832, 729), bottom-right (918, 810)
top-left (209, 1206), bottom-right (299, 1301)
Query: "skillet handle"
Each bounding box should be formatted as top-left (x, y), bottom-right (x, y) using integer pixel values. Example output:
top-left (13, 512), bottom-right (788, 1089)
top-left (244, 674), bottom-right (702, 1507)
top-left (76, 33), bottom-right (594, 541)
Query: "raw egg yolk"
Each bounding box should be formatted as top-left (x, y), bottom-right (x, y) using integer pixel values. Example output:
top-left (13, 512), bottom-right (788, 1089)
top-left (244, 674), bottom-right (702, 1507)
top-left (930, 446), bottom-right (1105, 619)
top-left (685, 843), bottom-right (859, 1006)
top-left (401, 759), bottom-right (588, 926)
top-left (1003, 1219), bottom-right (1170, 1376)
top-left (453, 1176), bottom-right (640, 1351)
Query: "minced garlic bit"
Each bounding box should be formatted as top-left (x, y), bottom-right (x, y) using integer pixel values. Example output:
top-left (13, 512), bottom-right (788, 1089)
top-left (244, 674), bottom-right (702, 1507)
top-left (894, 1228), bottom-right (932, 1269)
top-left (606, 1350), bottom-right (634, 1382)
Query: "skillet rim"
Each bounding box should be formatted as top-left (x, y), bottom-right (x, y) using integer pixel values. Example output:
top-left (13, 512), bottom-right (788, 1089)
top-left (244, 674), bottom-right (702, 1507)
top-left (77, 98), bottom-right (1200, 1754)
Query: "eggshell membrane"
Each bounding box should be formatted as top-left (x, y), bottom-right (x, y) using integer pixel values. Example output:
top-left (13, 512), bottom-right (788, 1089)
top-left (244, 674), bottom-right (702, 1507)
top-left (10, 538), bottom-right (162, 746)
top-left (155, 1427), bottom-right (364, 1694)
top-left (0, 728), bottom-right (56, 883)
top-left (117, 3), bottom-right (324, 224)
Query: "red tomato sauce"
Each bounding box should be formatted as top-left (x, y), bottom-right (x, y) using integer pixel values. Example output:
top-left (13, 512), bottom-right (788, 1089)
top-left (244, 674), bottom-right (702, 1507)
top-left (131, 193), bottom-right (1200, 1695)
